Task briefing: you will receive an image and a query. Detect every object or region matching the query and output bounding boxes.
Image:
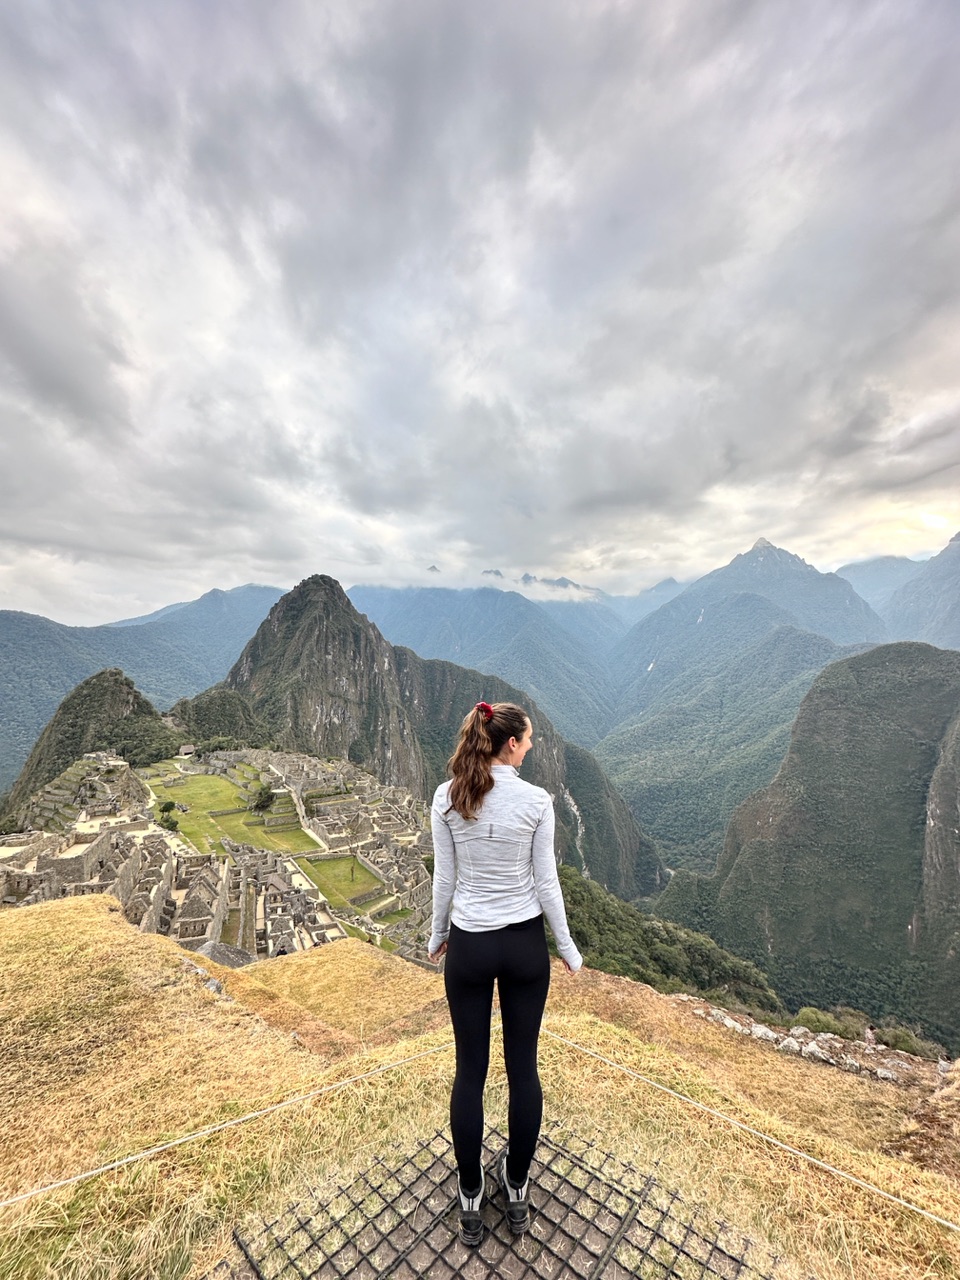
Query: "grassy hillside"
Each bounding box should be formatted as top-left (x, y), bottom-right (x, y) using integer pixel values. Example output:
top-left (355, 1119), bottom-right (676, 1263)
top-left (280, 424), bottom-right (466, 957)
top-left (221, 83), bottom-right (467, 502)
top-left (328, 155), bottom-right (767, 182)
top-left (1, 896), bottom-right (958, 1279)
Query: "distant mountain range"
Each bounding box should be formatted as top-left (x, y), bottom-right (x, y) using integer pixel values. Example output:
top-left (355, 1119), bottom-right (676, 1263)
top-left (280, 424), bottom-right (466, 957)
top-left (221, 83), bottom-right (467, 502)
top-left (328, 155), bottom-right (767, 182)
top-left (0, 585), bottom-right (284, 793)
top-left (352, 538), bottom-right (903, 869)
top-left (3, 532), bottom-right (958, 876)
top-left (6, 576), bottom-right (664, 900)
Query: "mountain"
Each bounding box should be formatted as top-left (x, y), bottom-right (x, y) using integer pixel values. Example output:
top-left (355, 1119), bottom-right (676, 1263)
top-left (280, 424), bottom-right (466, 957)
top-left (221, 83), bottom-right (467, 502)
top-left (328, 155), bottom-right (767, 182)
top-left (588, 542), bottom-right (885, 868)
top-left (347, 585), bottom-right (614, 746)
top-left (596, 624), bottom-right (865, 870)
top-left (835, 555), bottom-right (925, 612)
top-left (223, 576), bottom-right (663, 897)
top-left (605, 577), bottom-right (686, 624)
top-left (535, 599), bottom-right (628, 653)
top-left (672, 539), bottom-right (886, 645)
top-left (655, 642), bottom-right (960, 1050)
top-left (226, 576), bottom-right (428, 794)
top-left (0, 584), bottom-right (284, 793)
top-left (882, 532), bottom-right (960, 649)
top-left (5, 669), bottom-right (180, 817)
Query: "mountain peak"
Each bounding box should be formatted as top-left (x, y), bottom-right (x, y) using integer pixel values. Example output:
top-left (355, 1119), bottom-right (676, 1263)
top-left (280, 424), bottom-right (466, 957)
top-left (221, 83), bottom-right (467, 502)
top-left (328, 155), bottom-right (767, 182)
top-left (751, 537), bottom-right (775, 551)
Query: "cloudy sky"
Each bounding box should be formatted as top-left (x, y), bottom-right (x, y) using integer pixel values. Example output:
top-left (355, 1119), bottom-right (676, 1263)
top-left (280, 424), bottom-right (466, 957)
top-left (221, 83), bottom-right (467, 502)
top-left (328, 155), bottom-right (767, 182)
top-left (2, 0), bottom-right (959, 625)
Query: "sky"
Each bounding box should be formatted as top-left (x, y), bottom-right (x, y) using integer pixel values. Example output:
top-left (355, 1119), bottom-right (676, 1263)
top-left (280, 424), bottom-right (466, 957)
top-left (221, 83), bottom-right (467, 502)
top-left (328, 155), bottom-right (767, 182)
top-left (2, 0), bottom-right (960, 626)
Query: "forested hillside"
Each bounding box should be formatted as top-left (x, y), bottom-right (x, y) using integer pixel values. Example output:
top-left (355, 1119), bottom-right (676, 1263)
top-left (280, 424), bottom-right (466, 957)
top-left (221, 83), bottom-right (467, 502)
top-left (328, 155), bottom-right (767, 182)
top-left (0, 585), bottom-right (282, 792)
top-left (655, 642), bottom-right (960, 1050)
top-left (348, 585), bottom-right (614, 746)
top-left (5, 669), bottom-right (181, 817)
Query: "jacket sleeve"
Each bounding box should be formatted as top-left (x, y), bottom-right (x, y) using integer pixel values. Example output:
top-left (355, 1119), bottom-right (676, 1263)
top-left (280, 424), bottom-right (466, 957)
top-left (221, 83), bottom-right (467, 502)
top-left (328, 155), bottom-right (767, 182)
top-left (531, 794), bottom-right (583, 971)
top-left (428, 787), bottom-right (456, 954)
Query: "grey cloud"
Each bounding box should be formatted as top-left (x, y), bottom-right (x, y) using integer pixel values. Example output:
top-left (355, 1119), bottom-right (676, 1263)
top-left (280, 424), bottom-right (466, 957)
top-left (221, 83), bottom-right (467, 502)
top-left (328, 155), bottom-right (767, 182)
top-left (1, 0), bottom-right (960, 619)
top-left (0, 237), bottom-right (130, 433)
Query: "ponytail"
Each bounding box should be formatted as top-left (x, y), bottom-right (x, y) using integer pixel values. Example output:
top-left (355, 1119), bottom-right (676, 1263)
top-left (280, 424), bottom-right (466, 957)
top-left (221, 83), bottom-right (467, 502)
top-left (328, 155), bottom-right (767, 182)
top-left (447, 701), bottom-right (529, 819)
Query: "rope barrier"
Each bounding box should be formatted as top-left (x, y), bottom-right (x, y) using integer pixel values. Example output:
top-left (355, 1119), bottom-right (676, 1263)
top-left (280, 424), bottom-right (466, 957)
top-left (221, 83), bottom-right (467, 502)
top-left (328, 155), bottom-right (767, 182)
top-left (0, 1039), bottom-right (456, 1211)
top-left (2, 1013), bottom-right (957, 1240)
top-left (541, 1026), bottom-right (960, 1234)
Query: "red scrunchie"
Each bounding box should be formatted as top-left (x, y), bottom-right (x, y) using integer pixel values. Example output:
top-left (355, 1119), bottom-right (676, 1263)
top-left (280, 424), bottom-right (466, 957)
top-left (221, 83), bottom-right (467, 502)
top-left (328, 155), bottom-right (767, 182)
top-left (476, 701), bottom-right (494, 722)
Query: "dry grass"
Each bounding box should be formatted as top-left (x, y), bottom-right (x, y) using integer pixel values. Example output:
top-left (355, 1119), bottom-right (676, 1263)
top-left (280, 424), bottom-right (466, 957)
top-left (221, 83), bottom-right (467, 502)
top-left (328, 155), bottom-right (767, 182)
top-left (226, 938), bottom-right (447, 1045)
top-left (1, 897), bottom-right (958, 1279)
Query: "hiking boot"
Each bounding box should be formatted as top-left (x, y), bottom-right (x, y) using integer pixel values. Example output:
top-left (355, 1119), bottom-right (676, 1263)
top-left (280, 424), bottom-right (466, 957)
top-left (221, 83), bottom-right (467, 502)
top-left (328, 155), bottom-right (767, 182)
top-left (497, 1150), bottom-right (530, 1234)
top-left (457, 1175), bottom-right (484, 1247)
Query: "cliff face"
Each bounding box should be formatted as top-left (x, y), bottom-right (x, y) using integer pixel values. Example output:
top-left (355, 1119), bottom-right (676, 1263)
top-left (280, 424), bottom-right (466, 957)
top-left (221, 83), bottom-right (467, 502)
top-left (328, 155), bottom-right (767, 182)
top-left (656, 643), bottom-right (960, 1048)
top-left (225, 576), bottom-right (427, 794)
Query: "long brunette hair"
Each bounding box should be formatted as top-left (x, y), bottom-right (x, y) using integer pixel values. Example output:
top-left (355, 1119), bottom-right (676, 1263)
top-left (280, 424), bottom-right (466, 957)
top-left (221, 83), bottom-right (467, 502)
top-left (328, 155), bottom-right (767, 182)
top-left (446, 701), bottom-right (530, 819)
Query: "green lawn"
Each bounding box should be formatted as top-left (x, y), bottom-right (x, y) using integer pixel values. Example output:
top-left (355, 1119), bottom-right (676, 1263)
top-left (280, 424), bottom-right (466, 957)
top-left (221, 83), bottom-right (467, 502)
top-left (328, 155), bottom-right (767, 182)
top-left (293, 855), bottom-right (381, 908)
top-left (146, 769), bottom-right (321, 857)
top-left (339, 920), bottom-right (397, 952)
top-left (378, 907), bottom-right (412, 926)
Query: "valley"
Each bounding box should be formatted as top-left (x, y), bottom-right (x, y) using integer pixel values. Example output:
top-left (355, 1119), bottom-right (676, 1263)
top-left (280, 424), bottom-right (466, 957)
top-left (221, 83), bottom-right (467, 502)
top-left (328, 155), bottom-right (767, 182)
top-left (1, 533), bottom-right (960, 1275)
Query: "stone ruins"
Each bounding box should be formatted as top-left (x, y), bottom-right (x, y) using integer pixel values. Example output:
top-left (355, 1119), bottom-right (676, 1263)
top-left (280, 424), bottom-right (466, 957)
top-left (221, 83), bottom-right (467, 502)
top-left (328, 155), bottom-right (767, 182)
top-left (1, 749), bottom-right (435, 967)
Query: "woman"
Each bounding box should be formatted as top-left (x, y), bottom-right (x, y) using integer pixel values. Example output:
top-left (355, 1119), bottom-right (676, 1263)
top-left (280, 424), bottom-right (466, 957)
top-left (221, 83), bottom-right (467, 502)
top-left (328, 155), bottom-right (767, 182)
top-left (428, 700), bottom-right (582, 1246)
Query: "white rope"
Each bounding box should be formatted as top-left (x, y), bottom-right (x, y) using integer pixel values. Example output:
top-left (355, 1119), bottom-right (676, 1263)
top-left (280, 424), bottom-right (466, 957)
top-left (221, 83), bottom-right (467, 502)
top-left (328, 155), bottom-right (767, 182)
top-left (541, 1026), bottom-right (960, 1234)
top-left (0, 1039), bottom-right (455, 1211)
top-left (4, 1012), bottom-right (957, 1239)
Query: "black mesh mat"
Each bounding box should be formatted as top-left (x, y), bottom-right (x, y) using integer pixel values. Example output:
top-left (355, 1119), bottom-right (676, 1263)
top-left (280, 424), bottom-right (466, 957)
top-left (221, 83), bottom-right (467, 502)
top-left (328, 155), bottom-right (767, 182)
top-left (234, 1126), bottom-right (790, 1279)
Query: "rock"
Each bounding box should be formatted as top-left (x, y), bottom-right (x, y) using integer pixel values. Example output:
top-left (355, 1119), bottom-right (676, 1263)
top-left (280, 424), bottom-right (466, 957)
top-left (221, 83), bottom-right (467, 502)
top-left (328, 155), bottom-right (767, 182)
top-left (778, 1037), bottom-right (802, 1055)
top-left (802, 1041), bottom-right (835, 1065)
top-left (196, 940), bottom-right (256, 969)
top-left (204, 978), bottom-right (224, 994)
top-left (876, 1067), bottom-right (899, 1083)
top-left (789, 1026), bottom-right (811, 1039)
top-left (839, 1055), bottom-right (861, 1073)
top-left (751, 1024), bottom-right (779, 1043)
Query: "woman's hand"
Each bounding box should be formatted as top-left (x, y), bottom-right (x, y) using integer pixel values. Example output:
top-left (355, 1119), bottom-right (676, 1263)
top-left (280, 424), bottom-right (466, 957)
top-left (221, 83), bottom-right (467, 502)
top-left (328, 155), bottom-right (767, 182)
top-left (428, 941), bottom-right (448, 964)
top-left (561, 958), bottom-right (579, 976)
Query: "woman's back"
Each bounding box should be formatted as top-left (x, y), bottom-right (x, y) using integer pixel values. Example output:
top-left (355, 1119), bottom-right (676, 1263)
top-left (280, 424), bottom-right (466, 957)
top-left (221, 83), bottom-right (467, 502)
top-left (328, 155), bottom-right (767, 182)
top-left (432, 765), bottom-right (551, 933)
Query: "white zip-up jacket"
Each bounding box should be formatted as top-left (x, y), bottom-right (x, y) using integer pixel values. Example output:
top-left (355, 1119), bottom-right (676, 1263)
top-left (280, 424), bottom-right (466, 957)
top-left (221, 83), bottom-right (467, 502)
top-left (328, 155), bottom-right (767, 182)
top-left (428, 764), bottom-right (583, 970)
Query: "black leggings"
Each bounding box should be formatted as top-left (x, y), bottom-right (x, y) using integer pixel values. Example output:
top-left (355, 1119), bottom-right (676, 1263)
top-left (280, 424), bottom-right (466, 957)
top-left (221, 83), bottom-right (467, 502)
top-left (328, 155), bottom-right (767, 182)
top-left (444, 916), bottom-right (551, 1192)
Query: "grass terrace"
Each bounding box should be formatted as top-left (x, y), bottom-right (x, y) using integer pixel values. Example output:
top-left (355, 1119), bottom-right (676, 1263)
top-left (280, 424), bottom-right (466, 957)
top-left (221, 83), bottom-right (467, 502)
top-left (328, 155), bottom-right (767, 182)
top-left (293, 855), bottom-right (381, 908)
top-left (141, 764), bottom-right (320, 857)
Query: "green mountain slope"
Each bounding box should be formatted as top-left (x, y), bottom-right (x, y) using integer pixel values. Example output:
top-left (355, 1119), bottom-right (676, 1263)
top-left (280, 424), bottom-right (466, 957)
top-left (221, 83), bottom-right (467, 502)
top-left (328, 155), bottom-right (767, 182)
top-left (0, 585), bottom-right (283, 792)
top-left (557, 865), bottom-right (780, 1009)
top-left (597, 625), bottom-right (866, 870)
top-left (536, 599), bottom-right (627, 653)
top-left (655, 642), bottom-right (960, 1050)
top-left (348, 585), bottom-right (614, 746)
top-left (882, 531), bottom-right (960, 648)
top-left (5, 669), bottom-right (180, 816)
